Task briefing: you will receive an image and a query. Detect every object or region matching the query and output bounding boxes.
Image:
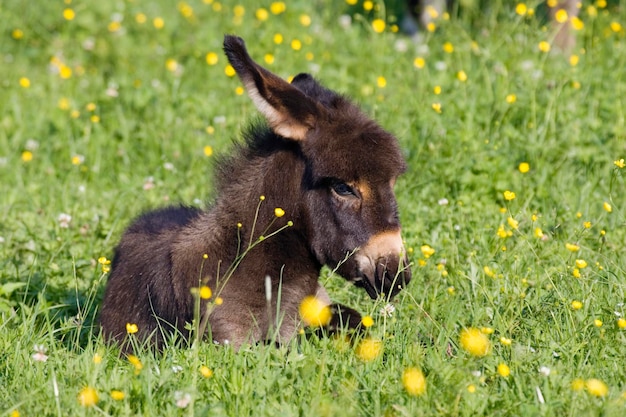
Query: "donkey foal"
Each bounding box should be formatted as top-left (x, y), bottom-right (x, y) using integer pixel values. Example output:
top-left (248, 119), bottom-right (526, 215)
top-left (99, 35), bottom-right (412, 350)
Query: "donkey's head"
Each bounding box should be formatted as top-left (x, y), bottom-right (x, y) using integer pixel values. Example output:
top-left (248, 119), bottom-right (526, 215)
top-left (224, 35), bottom-right (411, 299)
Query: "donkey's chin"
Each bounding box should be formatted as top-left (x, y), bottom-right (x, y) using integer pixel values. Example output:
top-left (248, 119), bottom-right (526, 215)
top-left (352, 267), bottom-right (410, 300)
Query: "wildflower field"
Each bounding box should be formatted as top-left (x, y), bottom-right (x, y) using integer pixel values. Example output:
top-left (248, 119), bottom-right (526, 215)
top-left (1, 0), bottom-right (626, 415)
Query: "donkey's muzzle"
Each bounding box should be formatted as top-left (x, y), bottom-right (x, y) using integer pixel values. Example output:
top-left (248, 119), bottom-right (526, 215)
top-left (373, 254), bottom-right (412, 298)
top-left (353, 229), bottom-right (412, 299)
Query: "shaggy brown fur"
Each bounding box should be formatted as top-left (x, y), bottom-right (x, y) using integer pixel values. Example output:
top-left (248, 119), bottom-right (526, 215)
top-left (99, 35), bottom-right (412, 350)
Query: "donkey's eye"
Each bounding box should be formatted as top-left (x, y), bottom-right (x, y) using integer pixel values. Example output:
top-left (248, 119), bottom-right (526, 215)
top-left (331, 182), bottom-right (357, 197)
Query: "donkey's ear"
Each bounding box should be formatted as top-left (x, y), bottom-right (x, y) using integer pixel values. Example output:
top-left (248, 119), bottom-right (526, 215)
top-left (223, 35), bottom-right (321, 141)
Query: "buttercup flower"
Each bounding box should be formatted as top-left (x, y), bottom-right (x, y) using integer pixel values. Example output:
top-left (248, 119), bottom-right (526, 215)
top-left (126, 323), bottom-right (138, 334)
top-left (299, 295), bottom-right (331, 327)
top-left (356, 338), bottom-right (383, 362)
top-left (459, 327), bottom-right (490, 357)
top-left (402, 367), bottom-right (427, 396)
top-left (585, 378), bottom-right (608, 397)
top-left (77, 387), bottom-right (99, 407)
top-left (361, 315), bottom-right (374, 327)
top-left (497, 363), bottom-right (511, 377)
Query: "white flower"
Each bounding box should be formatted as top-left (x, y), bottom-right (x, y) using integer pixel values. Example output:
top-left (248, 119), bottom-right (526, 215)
top-left (143, 176), bottom-right (155, 191)
top-left (438, 198), bottom-right (449, 206)
top-left (32, 344), bottom-right (48, 362)
top-left (174, 391), bottom-right (191, 408)
top-left (539, 366), bottom-right (551, 376)
top-left (172, 365), bottom-right (183, 374)
top-left (58, 213), bottom-right (72, 228)
top-left (163, 162), bottom-right (175, 171)
top-left (379, 303), bottom-right (396, 318)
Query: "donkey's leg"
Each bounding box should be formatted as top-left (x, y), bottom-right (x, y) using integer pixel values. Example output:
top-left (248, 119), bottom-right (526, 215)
top-left (315, 284), bottom-right (363, 332)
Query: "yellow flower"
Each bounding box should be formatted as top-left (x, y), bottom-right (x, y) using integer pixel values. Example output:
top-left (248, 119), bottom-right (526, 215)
top-left (356, 338), bottom-right (383, 362)
top-left (506, 94), bottom-right (517, 104)
top-left (63, 8), bottom-right (76, 21)
top-left (538, 41), bottom-right (551, 53)
top-left (414, 57), bottom-right (425, 69)
top-left (569, 54), bottom-right (579, 66)
top-left (215, 297), bottom-right (223, 305)
top-left (299, 14), bottom-right (311, 27)
top-left (93, 353), bottom-right (102, 364)
top-left (583, 221), bottom-right (592, 229)
top-left (443, 42), bottom-right (454, 53)
top-left (10, 410), bottom-right (20, 417)
top-left (518, 162), bottom-right (529, 173)
top-left (12, 29), bottom-right (24, 39)
top-left (274, 207), bottom-right (285, 218)
top-left (497, 224), bottom-right (509, 238)
top-left (571, 16), bottom-right (584, 30)
top-left (481, 327), bottom-right (494, 335)
top-left (571, 378), bottom-right (585, 391)
top-left (467, 384), bottom-right (477, 393)
top-left (610, 22), bottom-right (623, 33)
top-left (420, 244), bottom-right (435, 258)
top-left (515, 3), bottom-right (527, 16)
top-left (361, 315), bottom-right (374, 328)
top-left (126, 323), bottom-right (139, 334)
top-left (459, 327), bottom-right (490, 357)
top-left (291, 39), bottom-right (302, 51)
top-left (372, 19), bottom-right (386, 33)
top-left (19, 77), bottom-right (30, 88)
top-left (224, 64), bottom-right (236, 77)
top-left (203, 145), bottom-right (214, 156)
top-left (255, 8), bottom-right (269, 21)
top-left (500, 336), bottom-right (512, 346)
top-left (571, 300), bottom-right (583, 310)
top-left (503, 190), bottom-right (516, 201)
top-left (617, 318), bottom-right (626, 329)
top-left (614, 158), bottom-right (625, 168)
top-left (153, 17), bottom-right (165, 29)
top-left (402, 368), bottom-right (427, 396)
top-left (299, 296), bottom-right (331, 327)
top-left (585, 378), bottom-right (608, 397)
top-left (199, 286), bottom-right (212, 299)
top-left (483, 265), bottom-right (495, 278)
top-left (572, 268), bottom-right (581, 278)
top-left (433, 85), bottom-right (442, 95)
top-left (534, 227), bottom-right (544, 238)
top-left (166, 59), bottom-right (179, 73)
top-left (270, 2), bottom-right (286, 14)
top-left (603, 202), bottom-right (612, 213)
top-left (77, 387), bottom-right (99, 407)
top-left (565, 243), bottom-right (580, 252)
top-left (206, 52), bottom-right (219, 66)
top-left (200, 365), bottom-right (213, 378)
top-left (456, 70), bottom-right (468, 82)
top-left (110, 390), bottom-right (125, 400)
top-left (376, 76), bottom-right (387, 88)
top-left (21, 150), bottom-right (33, 162)
top-left (135, 13), bottom-right (147, 24)
top-left (507, 217), bottom-right (519, 230)
top-left (575, 259), bottom-right (588, 269)
top-left (594, 319), bottom-right (603, 327)
top-left (497, 363), bottom-right (511, 377)
top-left (554, 9), bottom-right (568, 23)
top-left (127, 355), bottom-right (143, 372)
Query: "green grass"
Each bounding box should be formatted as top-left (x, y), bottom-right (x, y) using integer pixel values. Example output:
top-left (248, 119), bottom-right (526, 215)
top-left (1, 0), bottom-right (626, 415)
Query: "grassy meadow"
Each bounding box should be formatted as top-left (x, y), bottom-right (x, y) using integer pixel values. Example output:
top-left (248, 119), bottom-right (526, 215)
top-left (1, 0), bottom-right (626, 415)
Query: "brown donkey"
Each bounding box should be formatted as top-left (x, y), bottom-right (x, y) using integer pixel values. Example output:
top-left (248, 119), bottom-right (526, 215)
top-left (99, 35), bottom-right (411, 350)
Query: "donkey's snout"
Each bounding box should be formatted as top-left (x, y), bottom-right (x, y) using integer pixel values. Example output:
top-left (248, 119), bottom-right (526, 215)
top-left (353, 230), bottom-right (412, 299)
top-left (374, 255), bottom-right (412, 298)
